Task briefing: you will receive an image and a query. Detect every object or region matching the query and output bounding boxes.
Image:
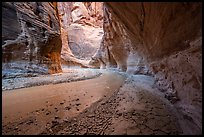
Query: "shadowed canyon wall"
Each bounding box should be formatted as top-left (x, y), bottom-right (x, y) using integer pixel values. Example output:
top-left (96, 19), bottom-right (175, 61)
top-left (92, 2), bottom-right (201, 134)
top-left (2, 2), bottom-right (62, 75)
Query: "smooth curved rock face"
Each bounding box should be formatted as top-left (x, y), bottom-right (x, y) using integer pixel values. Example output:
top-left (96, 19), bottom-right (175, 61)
top-left (99, 2), bottom-right (202, 134)
top-left (57, 2), bottom-right (104, 67)
top-left (68, 2), bottom-right (104, 61)
top-left (91, 4), bottom-right (148, 73)
top-left (68, 23), bottom-right (103, 60)
top-left (2, 2), bottom-right (62, 75)
top-left (106, 2), bottom-right (202, 60)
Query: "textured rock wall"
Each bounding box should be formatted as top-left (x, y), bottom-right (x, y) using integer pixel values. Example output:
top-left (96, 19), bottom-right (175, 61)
top-left (58, 2), bottom-right (104, 63)
top-left (57, 2), bottom-right (75, 62)
top-left (99, 2), bottom-right (202, 133)
top-left (57, 2), bottom-right (73, 28)
top-left (2, 2), bottom-right (21, 45)
top-left (105, 2), bottom-right (202, 60)
top-left (2, 2), bottom-right (62, 75)
top-left (149, 37), bottom-right (202, 134)
top-left (90, 5), bottom-right (148, 73)
top-left (57, 2), bottom-right (104, 66)
top-left (72, 2), bottom-right (103, 28)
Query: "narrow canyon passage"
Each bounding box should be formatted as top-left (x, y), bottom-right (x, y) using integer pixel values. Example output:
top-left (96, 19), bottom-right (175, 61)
top-left (2, 2), bottom-right (202, 135)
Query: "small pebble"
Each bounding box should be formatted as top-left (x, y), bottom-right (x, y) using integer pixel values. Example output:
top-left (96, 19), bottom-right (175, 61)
top-left (55, 116), bottom-right (59, 119)
top-left (76, 103), bottom-right (81, 106)
top-left (65, 106), bottom-right (71, 110)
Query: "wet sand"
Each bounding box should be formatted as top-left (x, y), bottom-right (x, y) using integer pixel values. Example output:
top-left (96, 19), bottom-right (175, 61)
top-left (2, 71), bottom-right (125, 135)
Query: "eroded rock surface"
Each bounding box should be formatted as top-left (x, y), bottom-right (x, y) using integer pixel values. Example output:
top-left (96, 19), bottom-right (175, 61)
top-left (91, 2), bottom-right (202, 134)
top-left (68, 2), bottom-right (104, 61)
top-left (71, 2), bottom-right (103, 28)
top-left (89, 4), bottom-right (149, 73)
top-left (57, 2), bottom-right (104, 66)
top-left (2, 2), bottom-right (62, 75)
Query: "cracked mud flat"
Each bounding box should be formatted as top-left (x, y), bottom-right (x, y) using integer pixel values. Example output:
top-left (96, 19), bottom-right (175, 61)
top-left (2, 70), bottom-right (125, 135)
top-left (2, 70), bottom-right (183, 135)
top-left (41, 75), bottom-right (182, 135)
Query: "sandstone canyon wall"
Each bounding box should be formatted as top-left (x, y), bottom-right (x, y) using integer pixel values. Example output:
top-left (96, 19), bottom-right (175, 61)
top-left (57, 2), bottom-right (104, 67)
top-left (68, 2), bottom-right (104, 61)
top-left (72, 2), bottom-right (103, 28)
top-left (57, 2), bottom-right (83, 67)
top-left (2, 2), bottom-right (104, 74)
top-left (90, 4), bottom-right (150, 72)
top-left (2, 2), bottom-right (62, 76)
top-left (93, 2), bottom-right (202, 134)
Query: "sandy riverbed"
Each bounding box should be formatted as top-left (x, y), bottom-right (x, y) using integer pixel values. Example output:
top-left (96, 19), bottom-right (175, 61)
top-left (2, 69), bottom-right (190, 135)
top-left (2, 70), bottom-right (125, 135)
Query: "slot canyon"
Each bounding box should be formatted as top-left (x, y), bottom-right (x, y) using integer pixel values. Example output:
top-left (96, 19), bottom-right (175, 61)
top-left (2, 2), bottom-right (202, 135)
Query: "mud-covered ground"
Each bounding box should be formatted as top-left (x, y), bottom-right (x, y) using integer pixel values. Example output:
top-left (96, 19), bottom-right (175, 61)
top-left (2, 70), bottom-right (125, 135)
top-left (40, 74), bottom-right (183, 135)
top-left (2, 69), bottom-right (197, 135)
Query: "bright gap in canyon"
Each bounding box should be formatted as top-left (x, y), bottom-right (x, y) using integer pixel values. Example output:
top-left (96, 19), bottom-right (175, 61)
top-left (2, 2), bottom-right (202, 135)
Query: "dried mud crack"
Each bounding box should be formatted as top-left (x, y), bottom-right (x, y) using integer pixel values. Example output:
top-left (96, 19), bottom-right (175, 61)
top-left (2, 71), bottom-right (183, 135)
top-left (40, 74), bottom-right (182, 135)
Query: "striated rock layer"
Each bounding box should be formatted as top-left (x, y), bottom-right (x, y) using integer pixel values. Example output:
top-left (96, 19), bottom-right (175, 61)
top-left (92, 2), bottom-right (202, 134)
top-left (2, 2), bottom-right (62, 75)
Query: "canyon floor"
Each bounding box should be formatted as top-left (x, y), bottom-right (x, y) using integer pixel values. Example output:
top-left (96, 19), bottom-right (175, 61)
top-left (2, 68), bottom-right (184, 135)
